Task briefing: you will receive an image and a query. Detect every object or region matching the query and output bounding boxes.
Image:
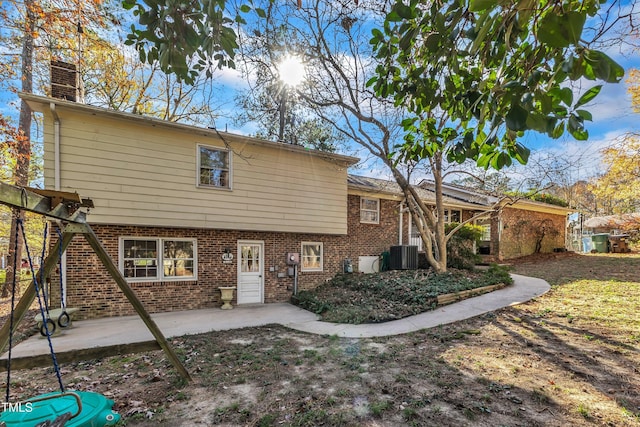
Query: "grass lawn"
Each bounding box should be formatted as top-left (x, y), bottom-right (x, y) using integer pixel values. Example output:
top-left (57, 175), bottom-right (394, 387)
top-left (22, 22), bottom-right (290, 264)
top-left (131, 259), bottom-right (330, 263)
top-left (3, 253), bottom-right (639, 426)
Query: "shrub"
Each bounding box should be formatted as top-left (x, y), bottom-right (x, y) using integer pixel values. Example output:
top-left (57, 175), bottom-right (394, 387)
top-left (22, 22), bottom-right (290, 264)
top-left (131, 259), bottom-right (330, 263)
top-left (506, 191), bottom-right (569, 207)
top-left (480, 264), bottom-right (513, 286)
top-left (291, 291), bottom-right (333, 315)
top-left (446, 223), bottom-right (483, 270)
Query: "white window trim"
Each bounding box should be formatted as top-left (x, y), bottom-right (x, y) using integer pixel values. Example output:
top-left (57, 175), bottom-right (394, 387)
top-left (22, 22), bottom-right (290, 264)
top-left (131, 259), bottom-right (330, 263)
top-left (480, 224), bottom-right (491, 241)
top-left (196, 143), bottom-right (232, 190)
top-left (119, 237), bottom-right (198, 282)
top-left (444, 209), bottom-right (462, 224)
top-left (360, 197), bottom-right (380, 224)
top-left (409, 209), bottom-right (462, 252)
top-left (408, 218), bottom-right (424, 252)
top-left (301, 241), bottom-right (323, 272)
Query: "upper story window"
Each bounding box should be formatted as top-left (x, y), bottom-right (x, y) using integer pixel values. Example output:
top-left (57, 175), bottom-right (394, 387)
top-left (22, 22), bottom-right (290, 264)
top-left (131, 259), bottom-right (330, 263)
top-left (360, 197), bottom-right (380, 224)
top-left (198, 145), bottom-right (231, 189)
top-left (120, 237), bottom-right (197, 282)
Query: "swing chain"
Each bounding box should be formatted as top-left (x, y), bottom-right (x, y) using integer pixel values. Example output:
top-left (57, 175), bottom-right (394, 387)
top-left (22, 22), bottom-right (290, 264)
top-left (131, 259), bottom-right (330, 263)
top-left (5, 212), bottom-right (21, 403)
top-left (17, 219), bottom-right (65, 394)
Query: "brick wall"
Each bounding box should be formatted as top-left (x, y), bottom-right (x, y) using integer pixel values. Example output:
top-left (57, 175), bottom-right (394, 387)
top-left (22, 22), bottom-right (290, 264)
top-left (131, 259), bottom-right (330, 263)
top-left (347, 195), bottom-right (401, 269)
top-left (496, 207), bottom-right (567, 259)
top-left (50, 61), bottom-right (78, 101)
top-left (49, 195), bottom-right (403, 319)
top-left (47, 195), bottom-right (566, 318)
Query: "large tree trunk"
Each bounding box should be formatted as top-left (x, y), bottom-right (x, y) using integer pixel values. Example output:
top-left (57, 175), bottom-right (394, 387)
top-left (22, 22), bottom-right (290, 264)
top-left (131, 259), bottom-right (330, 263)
top-left (1, 0), bottom-right (34, 298)
top-left (387, 155), bottom-right (448, 273)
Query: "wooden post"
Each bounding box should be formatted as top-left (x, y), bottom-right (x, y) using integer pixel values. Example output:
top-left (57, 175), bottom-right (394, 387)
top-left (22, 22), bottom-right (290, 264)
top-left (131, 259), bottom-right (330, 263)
top-left (0, 232), bottom-right (75, 355)
top-left (0, 182), bottom-right (87, 223)
top-left (0, 184), bottom-right (190, 381)
top-left (67, 223), bottom-right (192, 382)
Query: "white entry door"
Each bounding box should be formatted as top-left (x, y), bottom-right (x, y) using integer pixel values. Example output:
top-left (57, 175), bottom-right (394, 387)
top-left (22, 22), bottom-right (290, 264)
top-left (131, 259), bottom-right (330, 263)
top-left (237, 241), bottom-right (264, 304)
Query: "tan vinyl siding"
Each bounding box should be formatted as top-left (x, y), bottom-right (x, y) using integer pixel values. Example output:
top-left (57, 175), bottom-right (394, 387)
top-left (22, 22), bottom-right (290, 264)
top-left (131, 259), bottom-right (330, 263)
top-left (42, 108), bottom-right (350, 234)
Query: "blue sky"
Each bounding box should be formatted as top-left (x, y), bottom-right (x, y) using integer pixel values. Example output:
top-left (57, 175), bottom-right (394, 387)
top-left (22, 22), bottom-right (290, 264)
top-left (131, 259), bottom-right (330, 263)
top-left (213, 0), bottom-right (640, 185)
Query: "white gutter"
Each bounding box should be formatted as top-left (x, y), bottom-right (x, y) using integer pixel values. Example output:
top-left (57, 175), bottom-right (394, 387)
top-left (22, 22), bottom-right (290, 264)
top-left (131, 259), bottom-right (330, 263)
top-left (49, 102), bottom-right (60, 191)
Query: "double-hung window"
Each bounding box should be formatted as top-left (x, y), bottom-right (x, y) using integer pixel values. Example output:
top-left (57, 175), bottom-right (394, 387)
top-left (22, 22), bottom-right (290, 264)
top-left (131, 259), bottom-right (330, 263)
top-left (444, 209), bottom-right (462, 223)
top-left (481, 224), bottom-right (491, 241)
top-left (121, 237), bottom-right (197, 282)
top-left (198, 145), bottom-right (231, 189)
top-left (360, 197), bottom-right (380, 224)
top-left (301, 242), bottom-right (323, 272)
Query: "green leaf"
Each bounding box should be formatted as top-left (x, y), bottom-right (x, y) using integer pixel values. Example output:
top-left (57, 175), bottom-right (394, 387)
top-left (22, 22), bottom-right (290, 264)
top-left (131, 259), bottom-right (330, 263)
top-left (470, 13), bottom-right (494, 54)
top-left (551, 122), bottom-right (565, 139)
top-left (370, 28), bottom-right (384, 43)
top-left (424, 32), bottom-right (441, 52)
top-left (538, 12), bottom-right (585, 48)
top-left (570, 127), bottom-right (589, 140)
top-left (559, 87), bottom-right (573, 106)
top-left (505, 104), bottom-right (528, 131)
top-left (491, 152), bottom-right (512, 170)
top-left (568, 114), bottom-right (588, 140)
top-left (516, 0), bottom-right (537, 27)
top-left (399, 27), bottom-right (418, 50)
top-left (477, 153), bottom-right (491, 169)
top-left (564, 11), bottom-right (586, 45)
top-left (469, 0), bottom-right (498, 12)
top-left (393, 3), bottom-right (415, 19)
top-left (574, 85), bottom-right (601, 108)
top-left (386, 10), bottom-right (403, 22)
top-left (575, 109), bottom-right (593, 121)
top-left (122, 0), bottom-right (136, 10)
top-left (514, 143), bottom-right (530, 165)
top-left (584, 50), bottom-right (625, 83)
top-left (525, 113), bottom-right (548, 133)
top-left (239, 4), bottom-right (251, 13)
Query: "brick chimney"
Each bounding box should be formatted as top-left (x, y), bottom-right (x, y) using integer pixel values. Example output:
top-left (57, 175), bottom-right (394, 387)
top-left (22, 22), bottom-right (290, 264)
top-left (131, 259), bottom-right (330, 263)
top-left (50, 60), bottom-right (78, 102)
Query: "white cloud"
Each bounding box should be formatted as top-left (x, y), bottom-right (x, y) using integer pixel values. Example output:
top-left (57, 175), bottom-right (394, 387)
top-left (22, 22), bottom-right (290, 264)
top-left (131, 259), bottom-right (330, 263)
top-left (212, 65), bottom-right (249, 89)
top-left (584, 79), bottom-right (634, 123)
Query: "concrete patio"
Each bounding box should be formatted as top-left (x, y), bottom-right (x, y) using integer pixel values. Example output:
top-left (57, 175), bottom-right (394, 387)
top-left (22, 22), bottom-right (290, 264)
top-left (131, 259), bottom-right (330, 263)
top-left (1, 273), bottom-right (550, 370)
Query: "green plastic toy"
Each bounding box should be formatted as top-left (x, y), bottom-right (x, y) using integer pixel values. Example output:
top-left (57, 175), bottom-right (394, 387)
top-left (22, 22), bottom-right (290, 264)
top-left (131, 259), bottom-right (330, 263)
top-left (0, 390), bottom-right (120, 426)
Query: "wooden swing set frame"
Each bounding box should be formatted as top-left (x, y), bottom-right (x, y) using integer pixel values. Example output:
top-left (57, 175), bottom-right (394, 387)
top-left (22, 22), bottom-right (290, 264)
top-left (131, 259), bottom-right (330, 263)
top-left (0, 181), bottom-right (191, 381)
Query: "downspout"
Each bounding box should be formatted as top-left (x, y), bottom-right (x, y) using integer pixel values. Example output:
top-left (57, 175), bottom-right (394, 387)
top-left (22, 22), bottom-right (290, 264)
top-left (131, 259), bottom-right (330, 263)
top-left (398, 201), bottom-right (404, 245)
top-left (50, 102), bottom-right (66, 308)
top-left (50, 102), bottom-right (60, 191)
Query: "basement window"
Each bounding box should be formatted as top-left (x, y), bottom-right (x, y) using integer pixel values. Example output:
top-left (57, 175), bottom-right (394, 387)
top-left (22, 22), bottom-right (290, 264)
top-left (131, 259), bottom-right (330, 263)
top-left (120, 237), bottom-right (197, 282)
top-left (301, 242), bottom-right (323, 272)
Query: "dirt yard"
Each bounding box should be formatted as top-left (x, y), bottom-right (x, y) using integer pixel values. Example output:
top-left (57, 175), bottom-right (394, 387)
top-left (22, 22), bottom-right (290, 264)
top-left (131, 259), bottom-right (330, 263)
top-left (2, 253), bottom-right (639, 426)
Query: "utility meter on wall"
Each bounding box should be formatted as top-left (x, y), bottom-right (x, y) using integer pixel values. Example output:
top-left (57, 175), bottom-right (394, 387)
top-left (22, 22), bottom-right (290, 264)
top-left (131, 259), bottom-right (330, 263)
top-left (287, 253), bottom-right (300, 265)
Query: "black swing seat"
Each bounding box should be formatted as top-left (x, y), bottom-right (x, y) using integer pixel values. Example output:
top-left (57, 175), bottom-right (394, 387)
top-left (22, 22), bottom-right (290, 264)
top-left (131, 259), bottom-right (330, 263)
top-left (34, 308), bottom-right (79, 335)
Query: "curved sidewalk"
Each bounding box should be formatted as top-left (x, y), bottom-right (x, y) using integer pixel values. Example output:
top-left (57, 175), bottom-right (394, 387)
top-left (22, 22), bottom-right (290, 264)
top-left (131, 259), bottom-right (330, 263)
top-left (284, 273), bottom-right (550, 338)
top-left (1, 274), bottom-right (549, 370)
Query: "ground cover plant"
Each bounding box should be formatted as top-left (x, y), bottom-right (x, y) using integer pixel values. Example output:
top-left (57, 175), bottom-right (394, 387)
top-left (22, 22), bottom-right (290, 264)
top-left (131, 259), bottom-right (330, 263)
top-left (1, 253), bottom-right (639, 426)
top-left (292, 264), bottom-right (512, 324)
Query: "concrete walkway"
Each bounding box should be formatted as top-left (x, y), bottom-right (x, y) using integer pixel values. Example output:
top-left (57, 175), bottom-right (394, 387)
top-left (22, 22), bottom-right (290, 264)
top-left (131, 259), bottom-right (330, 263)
top-left (1, 274), bottom-right (549, 369)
